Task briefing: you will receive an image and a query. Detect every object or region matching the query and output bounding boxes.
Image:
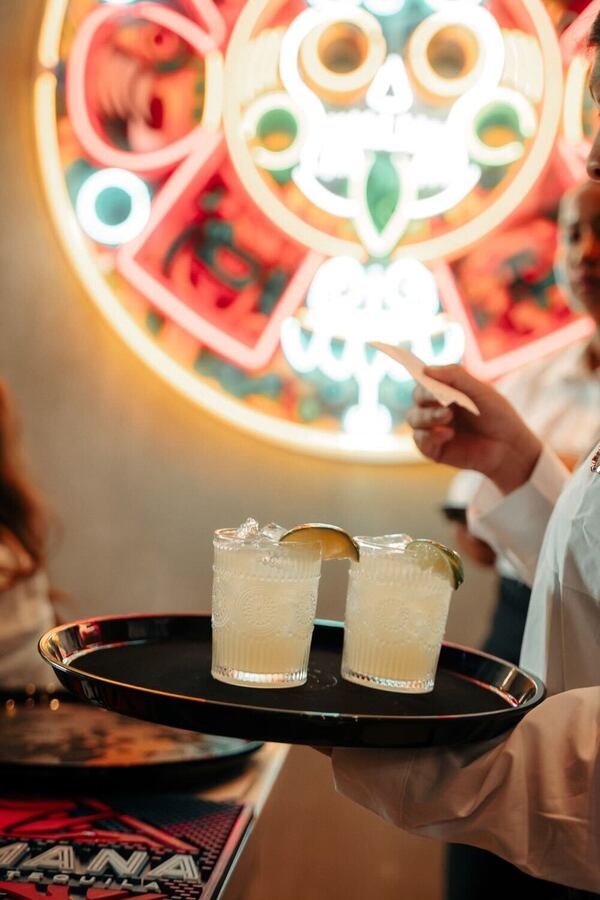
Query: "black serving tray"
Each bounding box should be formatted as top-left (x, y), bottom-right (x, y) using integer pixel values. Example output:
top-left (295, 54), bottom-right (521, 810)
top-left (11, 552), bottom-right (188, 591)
top-left (39, 613), bottom-right (545, 748)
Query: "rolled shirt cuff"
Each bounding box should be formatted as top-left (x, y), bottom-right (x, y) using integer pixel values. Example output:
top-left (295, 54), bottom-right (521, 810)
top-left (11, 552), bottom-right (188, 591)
top-left (466, 444), bottom-right (569, 586)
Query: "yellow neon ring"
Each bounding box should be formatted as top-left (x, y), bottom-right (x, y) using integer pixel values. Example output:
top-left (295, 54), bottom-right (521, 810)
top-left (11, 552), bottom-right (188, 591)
top-left (408, 11), bottom-right (500, 100)
top-left (299, 10), bottom-right (386, 102)
top-left (563, 54), bottom-right (590, 144)
top-left (429, 25), bottom-right (479, 77)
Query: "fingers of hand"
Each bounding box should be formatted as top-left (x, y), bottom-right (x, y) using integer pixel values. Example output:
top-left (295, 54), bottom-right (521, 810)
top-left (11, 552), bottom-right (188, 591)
top-left (412, 383), bottom-right (440, 407)
top-left (413, 427), bottom-right (454, 461)
top-left (406, 405), bottom-right (453, 430)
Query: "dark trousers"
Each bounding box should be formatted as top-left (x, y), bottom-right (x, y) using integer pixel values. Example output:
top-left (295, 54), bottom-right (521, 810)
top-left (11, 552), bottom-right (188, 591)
top-left (446, 843), bottom-right (592, 900)
top-left (446, 577), bottom-right (599, 900)
top-left (482, 575), bottom-right (532, 664)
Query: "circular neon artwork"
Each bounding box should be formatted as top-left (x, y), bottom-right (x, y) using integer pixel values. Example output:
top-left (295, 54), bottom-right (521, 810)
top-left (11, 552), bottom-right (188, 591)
top-left (36, 0), bottom-right (590, 460)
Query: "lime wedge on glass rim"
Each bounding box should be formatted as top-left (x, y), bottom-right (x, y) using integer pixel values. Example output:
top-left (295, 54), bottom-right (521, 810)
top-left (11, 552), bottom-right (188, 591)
top-left (280, 523), bottom-right (360, 561)
top-left (405, 539), bottom-right (464, 589)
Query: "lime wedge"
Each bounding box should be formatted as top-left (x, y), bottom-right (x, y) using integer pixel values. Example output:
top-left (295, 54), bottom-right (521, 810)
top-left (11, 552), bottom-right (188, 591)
top-left (405, 539), bottom-right (464, 589)
top-left (280, 523), bottom-right (360, 561)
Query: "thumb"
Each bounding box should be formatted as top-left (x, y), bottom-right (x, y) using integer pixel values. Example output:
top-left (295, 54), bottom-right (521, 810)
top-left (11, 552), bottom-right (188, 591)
top-left (423, 364), bottom-right (487, 401)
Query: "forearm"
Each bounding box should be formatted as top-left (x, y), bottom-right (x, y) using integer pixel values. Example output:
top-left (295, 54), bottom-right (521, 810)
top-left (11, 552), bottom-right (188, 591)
top-left (332, 689), bottom-right (600, 892)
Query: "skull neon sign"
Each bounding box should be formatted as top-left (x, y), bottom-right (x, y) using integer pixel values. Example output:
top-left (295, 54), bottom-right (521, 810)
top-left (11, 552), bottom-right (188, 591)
top-left (224, 0), bottom-right (560, 262)
top-left (35, 0), bottom-right (591, 460)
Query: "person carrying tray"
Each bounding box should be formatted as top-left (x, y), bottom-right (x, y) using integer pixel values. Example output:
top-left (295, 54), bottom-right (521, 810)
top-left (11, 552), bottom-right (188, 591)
top-left (441, 180), bottom-right (600, 898)
top-left (326, 17), bottom-right (600, 897)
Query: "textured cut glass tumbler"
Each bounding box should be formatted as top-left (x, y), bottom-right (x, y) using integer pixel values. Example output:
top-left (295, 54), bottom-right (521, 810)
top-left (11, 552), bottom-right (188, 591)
top-left (341, 537), bottom-right (453, 693)
top-left (211, 529), bottom-right (322, 687)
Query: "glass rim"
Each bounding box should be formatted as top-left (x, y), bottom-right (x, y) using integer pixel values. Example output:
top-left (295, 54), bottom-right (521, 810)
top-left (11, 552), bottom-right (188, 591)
top-left (353, 533), bottom-right (412, 554)
top-left (213, 527), bottom-right (321, 551)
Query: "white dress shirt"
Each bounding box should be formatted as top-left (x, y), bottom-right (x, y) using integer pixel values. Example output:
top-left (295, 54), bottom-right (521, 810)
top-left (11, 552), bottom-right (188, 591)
top-left (470, 443), bottom-right (599, 695)
top-left (332, 441), bottom-right (600, 889)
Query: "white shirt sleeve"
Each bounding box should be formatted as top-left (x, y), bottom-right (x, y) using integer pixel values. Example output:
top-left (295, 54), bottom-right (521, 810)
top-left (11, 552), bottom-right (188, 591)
top-left (332, 687), bottom-right (600, 892)
top-left (466, 444), bottom-right (569, 586)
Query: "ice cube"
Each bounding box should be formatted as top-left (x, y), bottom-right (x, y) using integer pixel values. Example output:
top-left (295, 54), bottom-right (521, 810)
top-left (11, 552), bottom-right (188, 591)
top-left (235, 517), bottom-right (260, 540)
top-left (387, 534), bottom-right (412, 550)
top-left (362, 533), bottom-right (412, 551)
top-left (260, 522), bottom-right (287, 542)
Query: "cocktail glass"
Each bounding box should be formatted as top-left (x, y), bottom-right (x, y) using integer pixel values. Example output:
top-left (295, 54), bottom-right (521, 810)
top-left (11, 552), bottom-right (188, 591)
top-left (341, 535), bottom-right (456, 693)
top-left (211, 520), bottom-right (322, 688)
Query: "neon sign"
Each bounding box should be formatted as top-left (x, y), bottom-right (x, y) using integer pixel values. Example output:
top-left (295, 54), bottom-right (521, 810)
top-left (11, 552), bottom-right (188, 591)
top-left (35, 0), bottom-right (593, 460)
top-left (224, 0), bottom-right (560, 262)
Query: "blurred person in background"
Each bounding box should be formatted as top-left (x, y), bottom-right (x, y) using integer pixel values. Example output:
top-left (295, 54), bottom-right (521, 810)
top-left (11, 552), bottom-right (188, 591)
top-left (443, 179), bottom-right (600, 899)
top-left (0, 380), bottom-right (56, 690)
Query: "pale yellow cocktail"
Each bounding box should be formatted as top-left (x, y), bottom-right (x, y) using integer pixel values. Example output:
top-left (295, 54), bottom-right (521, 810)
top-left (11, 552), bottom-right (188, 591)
top-left (211, 520), bottom-right (321, 687)
top-left (341, 536), bottom-right (460, 693)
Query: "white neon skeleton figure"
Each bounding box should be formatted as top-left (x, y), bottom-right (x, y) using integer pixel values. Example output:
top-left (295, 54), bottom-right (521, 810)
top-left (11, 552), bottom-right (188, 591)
top-left (281, 257), bottom-right (464, 435)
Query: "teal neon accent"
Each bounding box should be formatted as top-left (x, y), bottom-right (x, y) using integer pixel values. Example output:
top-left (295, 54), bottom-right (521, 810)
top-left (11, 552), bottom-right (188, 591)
top-left (366, 154), bottom-right (401, 234)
